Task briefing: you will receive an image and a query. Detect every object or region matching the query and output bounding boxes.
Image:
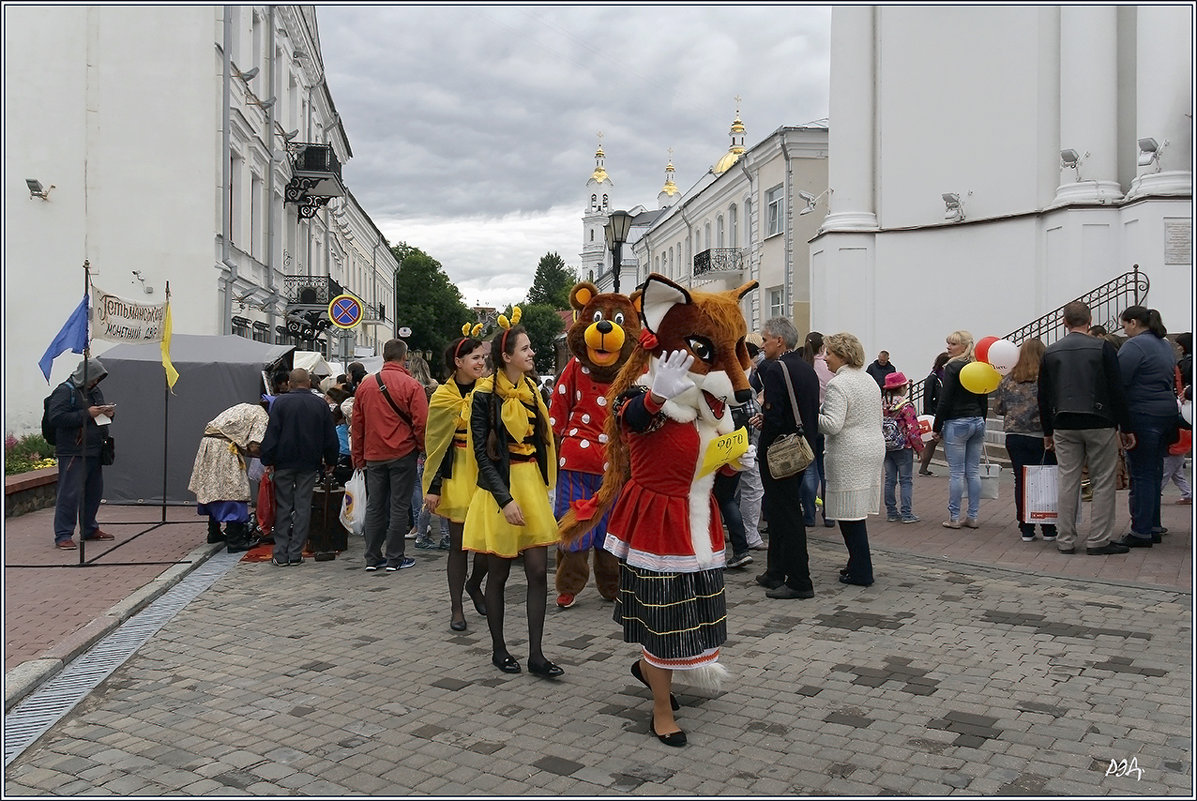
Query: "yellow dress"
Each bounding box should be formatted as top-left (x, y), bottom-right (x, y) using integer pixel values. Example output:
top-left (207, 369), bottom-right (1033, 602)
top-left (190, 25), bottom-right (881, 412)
top-left (463, 373), bottom-right (558, 558)
top-left (421, 380), bottom-right (477, 524)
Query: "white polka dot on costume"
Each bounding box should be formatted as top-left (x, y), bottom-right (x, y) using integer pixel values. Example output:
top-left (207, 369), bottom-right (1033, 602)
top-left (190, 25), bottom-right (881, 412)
top-left (603, 462), bottom-right (609, 471)
top-left (569, 428), bottom-right (578, 436)
top-left (581, 366), bottom-right (590, 374)
top-left (559, 457), bottom-right (567, 466)
top-left (581, 413), bottom-right (591, 424)
top-left (576, 391), bottom-right (582, 401)
top-left (598, 434), bottom-right (609, 444)
top-left (549, 416), bottom-right (556, 426)
top-left (596, 396), bottom-right (607, 406)
top-left (558, 384), bottom-right (566, 394)
top-left (580, 440), bottom-right (590, 449)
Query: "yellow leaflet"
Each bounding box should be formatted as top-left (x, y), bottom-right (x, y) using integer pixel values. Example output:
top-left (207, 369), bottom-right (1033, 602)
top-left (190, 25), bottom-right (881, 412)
top-left (697, 427), bottom-right (749, 478)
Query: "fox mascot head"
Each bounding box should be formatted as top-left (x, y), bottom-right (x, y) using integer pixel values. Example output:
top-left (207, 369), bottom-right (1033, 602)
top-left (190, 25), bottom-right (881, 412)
top-left (558, 273), bottom-right (757, 545)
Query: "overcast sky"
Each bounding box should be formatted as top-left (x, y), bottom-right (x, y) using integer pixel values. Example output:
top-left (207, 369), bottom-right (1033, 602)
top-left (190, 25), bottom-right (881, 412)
top-left (318, 5), bottom-right (831, 309)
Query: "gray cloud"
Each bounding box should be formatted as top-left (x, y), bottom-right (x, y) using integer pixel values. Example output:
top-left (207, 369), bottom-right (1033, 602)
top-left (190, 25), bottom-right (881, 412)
top-left (318, 5), bottom-right (831, 306)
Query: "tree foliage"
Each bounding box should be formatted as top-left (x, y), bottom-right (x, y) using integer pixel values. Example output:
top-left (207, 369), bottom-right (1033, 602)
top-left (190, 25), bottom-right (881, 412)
top-left (525, 252), bottom-right (577, 310)
top-left (391, 242), bottom-right (471, 376)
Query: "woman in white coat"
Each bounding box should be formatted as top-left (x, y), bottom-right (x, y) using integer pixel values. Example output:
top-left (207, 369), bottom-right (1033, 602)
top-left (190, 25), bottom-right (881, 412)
top-left (818, 332), bottom-right (885, 586)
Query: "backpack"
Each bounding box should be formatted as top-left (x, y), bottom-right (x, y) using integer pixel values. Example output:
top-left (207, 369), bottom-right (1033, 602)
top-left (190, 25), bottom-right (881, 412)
top-left (882, 414), bottom-right (906, 451)
top-left (41, 382), bottom-right (75, 446)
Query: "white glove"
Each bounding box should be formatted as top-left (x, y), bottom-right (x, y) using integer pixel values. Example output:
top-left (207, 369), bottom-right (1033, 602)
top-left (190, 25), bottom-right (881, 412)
top-left (651, 350), bottom-right (695, 400)
top-left (742, 443), bottom-right (757, 465)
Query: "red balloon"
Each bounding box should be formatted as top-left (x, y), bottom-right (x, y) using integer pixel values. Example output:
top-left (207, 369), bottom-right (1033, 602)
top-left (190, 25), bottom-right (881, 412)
top-left (975, 335), bottom-right (1000, 364)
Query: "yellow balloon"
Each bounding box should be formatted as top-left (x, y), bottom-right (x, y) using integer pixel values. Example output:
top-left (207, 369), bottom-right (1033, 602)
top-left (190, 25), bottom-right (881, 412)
top-left (960, 361), bottom-right (1002, 394)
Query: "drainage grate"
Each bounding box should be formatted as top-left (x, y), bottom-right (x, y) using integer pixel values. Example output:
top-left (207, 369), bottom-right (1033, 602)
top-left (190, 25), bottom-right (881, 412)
top-left (4, 550), bottom-right (241, 765)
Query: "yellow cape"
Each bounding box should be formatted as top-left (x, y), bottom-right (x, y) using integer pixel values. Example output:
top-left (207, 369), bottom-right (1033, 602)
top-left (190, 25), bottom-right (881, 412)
top-left (470, 372), bottom-right (557, 490)
top-left (422, 380), bottom-right (474, 497)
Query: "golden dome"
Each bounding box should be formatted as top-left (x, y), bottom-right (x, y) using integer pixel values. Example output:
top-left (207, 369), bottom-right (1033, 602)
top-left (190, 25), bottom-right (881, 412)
top-left (590, 166), bottom-right (610, 183)
top-left (730, 115), bottom-right (746, 134)
top-left (595, 145), bottom-right (605, 158)
top-left (660, 180), bottom-right (679, 197)
top-left (713, 145), bottom-right (745, 175)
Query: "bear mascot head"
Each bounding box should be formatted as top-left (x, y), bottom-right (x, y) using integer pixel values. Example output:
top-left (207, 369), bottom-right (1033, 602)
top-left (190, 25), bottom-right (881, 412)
top-left (565, 281), bottom-right (641, 384)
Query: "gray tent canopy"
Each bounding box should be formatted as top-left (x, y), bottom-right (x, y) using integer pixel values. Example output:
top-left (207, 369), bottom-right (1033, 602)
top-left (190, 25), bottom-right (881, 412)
top-left (100, 335), bottom-right (294, 505)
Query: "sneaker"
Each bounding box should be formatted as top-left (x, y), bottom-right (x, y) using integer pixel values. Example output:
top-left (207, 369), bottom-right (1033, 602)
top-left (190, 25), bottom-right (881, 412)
top-left (963, 518), bottom-right (980, 529)
top-left (886, 514), bottom-right (901, 523)
top-left (942, 518), bottom-right (962, 529)
top-left (364, 560), bottom-right (385, 571)
top-left (289, 557), bottom-right (304, 566)
top-left (438, 536), bottom-right (451, 551)
top-left (1021, 534), bottom-right (1036, 542)
top-left (1041, 534), bottom-right (1057, 542)
top-left (901, 515), bottom-right (921, 524)
top-left (271, 557), bottom-right (289, 566)
top-left (726, 552), bottom-right (753, 568)
top-left (556, 593), bottom-right (577, 609)
top-left (918, 469), bottom-right (934, 476)
top-left (747, 538), bottom-right (767, 551)
top-left (414, 537), bottom-right (438, 550)
top-left (385, 556), bottom-right (416, 571)
top-left (55, 539), bottom-right (77, 550)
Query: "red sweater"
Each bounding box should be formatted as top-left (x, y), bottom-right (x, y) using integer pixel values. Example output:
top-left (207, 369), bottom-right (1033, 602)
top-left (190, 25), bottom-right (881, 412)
top-left (351, 362), bottom-right (428, 466)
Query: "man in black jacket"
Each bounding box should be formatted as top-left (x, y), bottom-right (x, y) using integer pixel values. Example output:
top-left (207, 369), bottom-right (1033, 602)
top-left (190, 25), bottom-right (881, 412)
top-left (866, 351), bottom-right (897, 388)
top-left (1039, 301), bottom-right (1135, 556)
top-left (753, 317), bottom-right (821, 599)
top-left (260, 368), bottom-right (340, 566)
top-left (47, 357), bottom-right (116, 550)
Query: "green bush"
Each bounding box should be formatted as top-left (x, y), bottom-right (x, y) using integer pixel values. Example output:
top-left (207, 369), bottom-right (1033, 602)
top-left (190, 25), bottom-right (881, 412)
top-left (5, 433), bottom-right (57, 474)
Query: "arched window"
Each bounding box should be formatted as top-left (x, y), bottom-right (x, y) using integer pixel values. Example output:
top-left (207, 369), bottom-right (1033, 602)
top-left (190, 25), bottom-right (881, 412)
top-left (654, 255), bottom-right (660, 274)
top-left (591, 194), bottom-right (597, 208)
top-left (590, 229), bottom-right (594, 242)
top-left (667, 247), bottom-right (674, 278)
top-left (743, 199), bottom-right (752, 243)
top-left (602, 194), bottom-right (609, 209)
top-left (704, 223), bottom-right (711, 251)
top-left (729, 205), bottom-right (738, 248)
top-left (716, 216), bottom-right (725, 249)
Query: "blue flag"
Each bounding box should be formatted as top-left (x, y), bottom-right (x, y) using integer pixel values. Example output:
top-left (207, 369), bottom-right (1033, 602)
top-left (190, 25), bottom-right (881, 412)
top-left (39, 294), bottom-right (90, 382)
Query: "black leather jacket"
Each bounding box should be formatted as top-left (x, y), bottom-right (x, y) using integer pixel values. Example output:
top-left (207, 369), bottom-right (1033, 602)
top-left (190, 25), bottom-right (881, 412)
top-left (469, 378), bottom-right (551, 509)
top-left (1038, 332), bottom-right (1129, 434)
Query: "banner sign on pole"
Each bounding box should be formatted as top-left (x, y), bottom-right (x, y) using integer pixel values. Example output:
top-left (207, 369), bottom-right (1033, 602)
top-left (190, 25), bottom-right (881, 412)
top-left (92, 285), bottom-right (167, 343)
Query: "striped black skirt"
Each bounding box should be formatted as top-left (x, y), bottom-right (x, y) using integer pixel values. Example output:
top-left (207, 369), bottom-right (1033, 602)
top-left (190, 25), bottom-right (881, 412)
top-left (613, 561), bottom-right (726, 668)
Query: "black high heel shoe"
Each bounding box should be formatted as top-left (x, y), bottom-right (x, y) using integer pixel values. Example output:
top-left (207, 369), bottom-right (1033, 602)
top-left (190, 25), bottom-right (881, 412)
top-left (450, 617), bottom-right (467, 632)
top-left (527, 659), bottom-right (564, 678)
top-left (631, 660), bottom-right (679, 710)
top-left (466, 584), bottom-right (488, 616)
top-left (492, 654), bottom-right (521, 674)
top-left (650, 712), bottom-right (687, 747)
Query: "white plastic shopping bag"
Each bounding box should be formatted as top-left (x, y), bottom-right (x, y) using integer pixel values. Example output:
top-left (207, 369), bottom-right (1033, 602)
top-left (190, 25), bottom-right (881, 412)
top-left (339, 469), bottom-right (367, 536)
top-left (1023, 464), bottom-right (1058, 521)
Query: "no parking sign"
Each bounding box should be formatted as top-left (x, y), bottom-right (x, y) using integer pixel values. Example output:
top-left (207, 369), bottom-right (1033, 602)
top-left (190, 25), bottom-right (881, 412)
top-left (328, 294), bottom-right (363, 329)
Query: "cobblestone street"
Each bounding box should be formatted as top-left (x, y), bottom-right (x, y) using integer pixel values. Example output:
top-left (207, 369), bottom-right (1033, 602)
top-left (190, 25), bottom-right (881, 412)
top-left (5, 528), bottom-right (1191, 796)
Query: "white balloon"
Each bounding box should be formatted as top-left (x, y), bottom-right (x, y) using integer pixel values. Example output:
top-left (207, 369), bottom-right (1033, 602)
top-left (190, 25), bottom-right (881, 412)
top-left (1182, 400), bottom-right (1192, 426)
top-left (986, 338), bottom-right (1019, 376)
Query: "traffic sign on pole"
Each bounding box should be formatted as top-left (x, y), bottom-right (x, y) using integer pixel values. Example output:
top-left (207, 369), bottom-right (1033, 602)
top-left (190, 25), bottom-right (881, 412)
top-left (328, 294), bottom-right (364, 329)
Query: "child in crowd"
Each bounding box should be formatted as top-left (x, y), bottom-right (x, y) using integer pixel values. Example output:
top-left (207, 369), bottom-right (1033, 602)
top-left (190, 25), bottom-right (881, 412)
top-left (881, 372), bottom-right (924, 523)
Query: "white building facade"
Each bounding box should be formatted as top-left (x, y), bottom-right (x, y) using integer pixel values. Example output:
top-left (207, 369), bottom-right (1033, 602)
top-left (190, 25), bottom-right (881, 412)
top-left (812, 6), bottom-right (1193, 375)
top-left (627, 117), bottom-right (829, 335)
top-left (5, 5), bottom-right (396, 434)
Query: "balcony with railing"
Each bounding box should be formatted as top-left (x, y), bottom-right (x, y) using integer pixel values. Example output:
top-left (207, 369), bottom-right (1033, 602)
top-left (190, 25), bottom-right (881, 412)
top-left (284, 142), bottom-right (346, 219)
top-left (692, 248), bottom-right (744, 279)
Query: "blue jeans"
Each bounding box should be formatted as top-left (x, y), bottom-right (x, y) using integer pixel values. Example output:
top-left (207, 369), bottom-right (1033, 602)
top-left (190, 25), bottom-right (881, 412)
top-left (714, 470), bottom-right (748, 556)
top-left (1126, 413), bottom-right (1173, 538)
top-left (883, 448), bottom-right (914, 518)
top-left (54, 454), bottom-right (103, 542)
top-left (943, 416), bottom-right (985, 520)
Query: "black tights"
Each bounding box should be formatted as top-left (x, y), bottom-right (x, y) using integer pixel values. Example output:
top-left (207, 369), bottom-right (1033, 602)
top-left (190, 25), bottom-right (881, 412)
top-left (485, 546), bottom-right (549, 664)
top-left (447, 521), bottom-right (487, 623)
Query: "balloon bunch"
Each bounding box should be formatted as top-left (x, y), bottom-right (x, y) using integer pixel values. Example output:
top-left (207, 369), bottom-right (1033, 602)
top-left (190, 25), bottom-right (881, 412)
top-left (959, 335), bottom-right (1019, 394)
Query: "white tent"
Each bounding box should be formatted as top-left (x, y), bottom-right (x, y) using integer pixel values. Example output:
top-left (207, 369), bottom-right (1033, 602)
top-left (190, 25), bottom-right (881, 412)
top-left (292, 350), bottom-right (333, 378)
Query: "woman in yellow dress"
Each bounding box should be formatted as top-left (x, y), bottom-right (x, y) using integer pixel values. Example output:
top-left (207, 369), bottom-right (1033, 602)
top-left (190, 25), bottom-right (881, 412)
top-left (463, 316), bottom-right (563, 677)
top-left (422, 327), bottom-right (490, 632)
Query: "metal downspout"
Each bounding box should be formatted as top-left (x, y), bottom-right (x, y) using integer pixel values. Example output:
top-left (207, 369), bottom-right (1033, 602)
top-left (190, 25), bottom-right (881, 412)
top-left (220, 7), bottom-right (235, 334)
top-left (265, 5), bottom-right (277, 334)
top-left (780, 137), bottom-right (794, 318)
top-left (739, 158), bottom-right (758, 329)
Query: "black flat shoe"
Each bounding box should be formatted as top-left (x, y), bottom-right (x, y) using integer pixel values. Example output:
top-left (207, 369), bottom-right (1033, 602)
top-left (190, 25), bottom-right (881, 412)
top-left (631, 660), bottom-right (679, 711)
top-left (492, 654), bottom-right (521, 674)
top-left (650, 712), bottom-right (687, 747)
top-left (466, 584), bottom-right (488, 616)
top-left (450, 619), bottom-right (467, 632)
top-left (527, 659), bottom-right (564, 678)
top-left (839, 566), bottom-right (850, 577)
top-left (839, 575), bottom-right (874, 587)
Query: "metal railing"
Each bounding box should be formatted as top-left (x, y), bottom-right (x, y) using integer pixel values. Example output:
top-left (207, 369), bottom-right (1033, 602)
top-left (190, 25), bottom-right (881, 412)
top-left (693, 248), bottom-right (744, 278)
top-left (909, 265), bottom-right (1150, 415)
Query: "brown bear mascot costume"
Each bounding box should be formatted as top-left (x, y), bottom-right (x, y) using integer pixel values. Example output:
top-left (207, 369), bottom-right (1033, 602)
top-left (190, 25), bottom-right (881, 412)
top-left (549, 281), bottom-right (640, 608)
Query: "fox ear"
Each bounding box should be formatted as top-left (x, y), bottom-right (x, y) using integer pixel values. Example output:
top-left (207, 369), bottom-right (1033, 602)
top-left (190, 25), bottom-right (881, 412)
top-left (733, 280), bottom-right (759, 300)
top-left (639, 273), bottom-right (690, 335)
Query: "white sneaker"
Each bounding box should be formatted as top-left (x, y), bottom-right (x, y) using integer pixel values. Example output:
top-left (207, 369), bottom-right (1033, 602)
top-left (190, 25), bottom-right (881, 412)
top-left (747, 538), bottom-right (767, 551)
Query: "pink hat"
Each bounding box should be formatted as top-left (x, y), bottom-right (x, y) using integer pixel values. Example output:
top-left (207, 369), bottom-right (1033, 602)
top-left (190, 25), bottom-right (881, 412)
top-left (883, 371), bottom-right (909, 390)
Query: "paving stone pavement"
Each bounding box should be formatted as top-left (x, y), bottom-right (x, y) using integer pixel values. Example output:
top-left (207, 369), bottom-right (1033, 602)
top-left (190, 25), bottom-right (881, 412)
top-left (4, 527), bottom-right (1192, 797)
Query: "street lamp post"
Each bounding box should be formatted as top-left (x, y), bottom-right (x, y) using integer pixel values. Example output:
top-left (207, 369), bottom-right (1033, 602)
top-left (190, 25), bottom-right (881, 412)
top-left (603, 209), bottom-right (634, 294)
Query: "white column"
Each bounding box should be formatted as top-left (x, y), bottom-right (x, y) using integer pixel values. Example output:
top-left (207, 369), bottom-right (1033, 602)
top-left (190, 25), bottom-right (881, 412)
top-left (1127, 6), bottom-right (1193, 198)
top-left (821, 6), bottom-right (877, 231)
top-left (1053, 6), bottom-right (1123, 204)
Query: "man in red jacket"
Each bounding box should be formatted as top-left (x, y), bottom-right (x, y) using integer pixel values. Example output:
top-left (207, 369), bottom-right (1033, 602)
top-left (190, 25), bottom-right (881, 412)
top-left (351, 339), bottom-right (428, 571)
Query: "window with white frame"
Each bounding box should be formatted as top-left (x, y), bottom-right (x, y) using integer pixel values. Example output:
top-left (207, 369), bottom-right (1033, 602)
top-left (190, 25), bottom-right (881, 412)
top-left (729, 205), bottom-right (738, 248)
top-left (765, 185), bottom-right (784, 237)
top-left (768, 286), bottom-right (784, 319)
top-left (717, 216), bottom-right (724, 248)
top-left (704, 222), bottom-right (711, 251)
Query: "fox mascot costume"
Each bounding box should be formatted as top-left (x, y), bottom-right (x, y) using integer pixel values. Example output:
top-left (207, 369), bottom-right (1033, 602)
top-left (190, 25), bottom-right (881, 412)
top-left (560, 273), bottom-right (757, 740)
top-left (549, 281), bottom-right (640, 608)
